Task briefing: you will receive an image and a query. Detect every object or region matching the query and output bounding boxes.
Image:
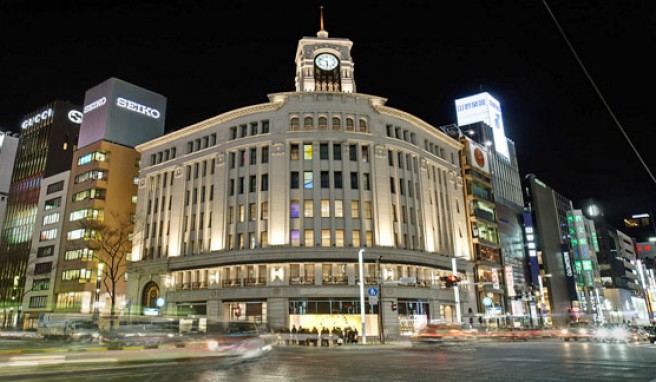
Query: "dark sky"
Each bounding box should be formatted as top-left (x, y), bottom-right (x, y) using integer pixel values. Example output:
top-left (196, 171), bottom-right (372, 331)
top-left (1, 0), bottom-right (655, 227)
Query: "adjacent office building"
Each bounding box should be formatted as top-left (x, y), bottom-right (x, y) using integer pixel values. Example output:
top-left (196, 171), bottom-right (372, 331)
top-left (0, 101), bottom-right (81, 327)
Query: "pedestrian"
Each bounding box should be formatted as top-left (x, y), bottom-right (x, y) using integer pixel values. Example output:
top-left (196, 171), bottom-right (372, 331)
top-left (321, 327), bottom-right (329, 347)
top-left (291, 324), bottom-right (297, 345)
top-left (311, 326), bottom-right (319, 347)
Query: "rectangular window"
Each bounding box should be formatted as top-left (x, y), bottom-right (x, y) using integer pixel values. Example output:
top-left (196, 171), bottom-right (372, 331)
top-left (304, 229), bottom-right (314, 247)
top-left (250, 122), bottom-right (258, 135)
top-left (321, 200), bottom-right (330, 218)
top-left (321, 230), bottom-right (331, 247)
top-left (261, 202), bottom-right (268, 220)
top-left (240, 124), bottom-right (247, 137)
top-left (261, 174), bottom-right (269, 191)
top-left (37, 246), bottom-right (54, 258)
top-left (42, 212), bottom-right (60, 225)
top-left (335, 230), bottom-right (344, 247)
top-left (352, 230), bottom-right (361, 247)
top-left (34, 262), bottom-right (52, 275)
top-left (390, 177), bottom-right (396, 193)
top-left (333, 144), bottom-right (342, 160)
top-left (44, 197), bottom-right (61, 210)
top-left (320, 143), bottom-right (329, 160)
top-left (249, 175), bottom-right (257, 193)
top-left (366, 231), bottom-right (374, 247)
top-left (364, 202), bottom-right (372, 219)
top-left (335, 200), bottom-right (343, 218)
top-left (350, 172), bottom-right (359, 189)
top-left (291, 172), bottom-right (299, 188)
top-left (261, 231), bottom-right (268, 247)
top-left (77, 151), bottom-right (106, 166)
top-left (229, 152), bottom-right (236, 168)
top-left (40, 229), bottom-right (57, 241)
top-left (250, 148), bottom-right (257, 165)
top-left (304, 200), bottom-right (314, 218)
top-left (238, 177), bottom-right (244, 194)
top-left (362, 146), bottom-right (370, 162)
top-left (46, 181), bottom-right (65, 194)
top-left (349, 145), bottom-right (357, 161)
top-left (291, 230), bottom-right (301, 247)
top-left (228, 206), bottom-right (234, 223)
top-left (32, 279), bottom-right (50, 291)
top-left (239, 204), bottom-right (245, 222)
top-left (290, 144), bottom-right (300, 160)
top-left (303, 144), bottom-right (313, 160)
top-left (29, 296), bottom-right (48, 308)
top-left (321, 171), bottom-right (330, 188)
top-left (363, 173), bottom-right (370, 191)
top-left (261, 120), bottom-right (270, 133)
top-left (303, 171), bottom-right (313, 189)
top-left (388, 150), bottom-right (394, 166)
top-left (262, 146), bottom-right (269, 163)
top-left (249, 203), bottom-right (256, 221)
top-left (351, 201), bottom-right (360, 218)
top-left (334, 171), bottom-right (342, 189)
top-left (239, 149), bottom-right (246, 166)
top-left (290, 200), bottom-right (300, 218)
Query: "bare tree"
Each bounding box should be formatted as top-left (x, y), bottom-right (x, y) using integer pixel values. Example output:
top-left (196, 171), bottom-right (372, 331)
top-left (80, 212), bottom-right (133, 325)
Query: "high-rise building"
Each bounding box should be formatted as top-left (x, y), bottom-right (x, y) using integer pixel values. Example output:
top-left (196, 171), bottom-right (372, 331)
top-left (0, 100), bottom-right (81, 327)
top-left (52, 78), bottom-right (166, 322)
top-left (623, 212), bottom-right (656, 243)
top-left (448, 93), bottom-right (529, 323)
top-left (126, 22), bottom-right (476, 339)
top-left (0, 131), bottom-right (19, 241)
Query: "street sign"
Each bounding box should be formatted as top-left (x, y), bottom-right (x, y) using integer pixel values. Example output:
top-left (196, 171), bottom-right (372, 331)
top-left (368, 287), bottom-right (379, 296)
top-left (368, 295), bottom-right (379, 305)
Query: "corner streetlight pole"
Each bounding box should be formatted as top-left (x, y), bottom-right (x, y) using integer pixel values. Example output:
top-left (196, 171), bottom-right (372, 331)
top-left (452, 257), bottom-right (461, 323)
top-left (358, 248), bottom-right (366, 344)
top-left (377, 255), bottom-right (385, 344)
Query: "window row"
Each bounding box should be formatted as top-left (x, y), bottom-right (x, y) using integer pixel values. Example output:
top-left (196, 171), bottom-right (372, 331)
top-left (61, 268), bottom-right (92, 282)
top-left (289, 115), bottom-right (367, 132)
top-left (387, 150), bottom-right (419, 173)
top-left (290, 199), bottom-right (372, 219)
top-left (228, 174), bottom-right (268, 195)
top-left (77, 151), bottom-right (106, 166)
top-left (186, 133), bottom-right (217, 154)
top-left (75, 169), bottom-right (107, 184)
top-left (228, 146), bottom-right (269, 168)
top-left (290, 171), bottom-right (370, 190)
top-left (150, 146), bottom-right (177, 166)
top-left (46, 180), bottom-right (65, 194)
top-left (386, 124), bottom-right (416, 145)
top-left (228, 120), bottom-right (270, 140)
top-left (289, 229), bottom-right (374, 248)
top-left (185, 159), bottom-right (216, 180)
top-left (290, 143), bottom-right (369, 162)
top-left (389, 177), bottom-right (419, 198)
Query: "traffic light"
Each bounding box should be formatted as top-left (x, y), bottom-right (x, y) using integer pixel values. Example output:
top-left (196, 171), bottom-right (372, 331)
top-left (391, 303), bottom-right (398, 312)
top-left (444, 275), bottom-right (459, 288)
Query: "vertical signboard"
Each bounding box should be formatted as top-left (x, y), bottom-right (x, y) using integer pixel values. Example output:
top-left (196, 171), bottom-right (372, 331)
top-left (455, 92), bottom-right (510, 160)
top-left (505, 265), bottom-right (515, 297)
top-left (466, 137), bottom-right (490, 175)
top-left (561, 244), bottom-right (579, 301)
top-left (522, 212), bottom-right (540, 286)
top-left (567, 210), bottom-right (594, 287)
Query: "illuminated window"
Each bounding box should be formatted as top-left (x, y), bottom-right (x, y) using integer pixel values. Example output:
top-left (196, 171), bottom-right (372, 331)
top-left (304, 144), bottom-right (313, 160)
top-left (304, 230), bottom-right (314, 247)
top-left (335, 200), bottom-right (343, 218)
top-left (304, 200), bottom-right (314, 218)
top-left (77, 151), bottom-right (106, 166)
top-left (40, 229), bottom-right (57, 241)
top-left (335, 230), bottom-right (344, 247)
top-left (304, 172), bottom-right (313, 189)
top-left (364, 202), bottom-right (372, 219)
top-left (261, 202), bottom-right (268, 220)
top-left (351, 201), bottom-right (360, 218)
top-left (239, 205), bottom-right (245, 222)
top-left (291, 230), bottom-right (301, 246)
top-left (290, 200), bottom-right (300, 218)
top-left (290, 144), bottom-right (300, 160)
top-left (352, 230), bottom-right (361, 246)
top-left (44, 197), bottom-right (61, 210)
top-left (321, 200), bottom-right (330, 217)
top-left (321, 230), bottom-right (331, 247)
top-left (42, 212), bottom-right (60, 225)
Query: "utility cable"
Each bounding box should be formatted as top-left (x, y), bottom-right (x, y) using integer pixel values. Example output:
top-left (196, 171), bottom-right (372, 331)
top-left (542, 0), bottom-right (656, 186)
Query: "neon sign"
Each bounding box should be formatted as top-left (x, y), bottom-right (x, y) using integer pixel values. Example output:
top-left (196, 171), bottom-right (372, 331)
top-left (116, 97), bottom-right (161, 119)
top-left (21, 108), bottom-right (53, 129)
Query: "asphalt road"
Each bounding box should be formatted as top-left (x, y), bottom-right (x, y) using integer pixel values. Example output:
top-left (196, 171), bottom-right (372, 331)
top-left (2, 341), bottom-right (656, 382)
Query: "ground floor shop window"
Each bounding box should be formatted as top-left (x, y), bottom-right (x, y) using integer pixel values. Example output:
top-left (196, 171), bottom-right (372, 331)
top-left (224, 301), bottom-right (267, 323)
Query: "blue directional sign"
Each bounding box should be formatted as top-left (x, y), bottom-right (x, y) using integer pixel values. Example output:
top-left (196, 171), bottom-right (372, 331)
top-left (368, 287), bottom-right (379, 296)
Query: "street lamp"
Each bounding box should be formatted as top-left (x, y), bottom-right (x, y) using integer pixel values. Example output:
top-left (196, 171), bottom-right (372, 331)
top-left (357, 248), bottom-right (366, 344)
top-left (537, 273), bottom-right (552, 327)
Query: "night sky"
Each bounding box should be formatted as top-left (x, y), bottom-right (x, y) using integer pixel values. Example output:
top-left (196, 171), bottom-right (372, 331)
top-left (1, 0), bottom-right (654, 228)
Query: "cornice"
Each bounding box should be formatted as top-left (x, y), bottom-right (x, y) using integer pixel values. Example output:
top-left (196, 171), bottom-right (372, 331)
top-left (135, 100), bottom-right (285, 152)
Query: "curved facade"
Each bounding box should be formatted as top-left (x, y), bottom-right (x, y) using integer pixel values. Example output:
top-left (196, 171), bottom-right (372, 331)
top-left (127, 28), bottom-right (476, 339)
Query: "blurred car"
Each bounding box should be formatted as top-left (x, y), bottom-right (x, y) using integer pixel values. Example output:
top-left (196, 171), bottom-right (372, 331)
top-left (67, 321), bottom-right (101, 343)
top-left (410, 322), bottom-right (478, 346)
top-left (594, 323), bottom-right (632, 343)
top-left (185, 321), bottom-right (279, 358)
top-left (645, 326), bottom-right (656, 344)
top-left (561, 322), bottom-right (594, 342)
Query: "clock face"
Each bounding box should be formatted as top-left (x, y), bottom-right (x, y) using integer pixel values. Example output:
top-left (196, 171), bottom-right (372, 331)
top-left (315, 53), bottom-right (339, 71)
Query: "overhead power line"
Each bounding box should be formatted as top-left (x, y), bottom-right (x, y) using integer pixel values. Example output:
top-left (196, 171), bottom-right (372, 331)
top-left (542, 0), bottom-right (656, 187)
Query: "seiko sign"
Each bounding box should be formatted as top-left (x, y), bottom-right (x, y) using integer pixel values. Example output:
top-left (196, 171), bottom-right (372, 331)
top-left (116, 97), bottom-right (161, 119)
top-left (21, 108), bottom-right (53, 129)
top-left (84, 97), bottom-right (107, 113)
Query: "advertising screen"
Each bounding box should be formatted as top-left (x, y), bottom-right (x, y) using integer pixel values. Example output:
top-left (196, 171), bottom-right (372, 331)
top-left (455, 92), bottom-right (510, 160)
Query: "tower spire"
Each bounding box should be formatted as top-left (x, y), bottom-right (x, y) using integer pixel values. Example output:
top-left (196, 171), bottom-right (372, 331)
top-left (317, 6), bottom-right (329, 38)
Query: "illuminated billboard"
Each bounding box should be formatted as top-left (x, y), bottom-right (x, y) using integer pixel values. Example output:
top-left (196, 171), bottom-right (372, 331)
top-left (78, 77), bottom-right (166, 149)
top-left (455, 92), bottom-right (510, 160)
top-left (466, 137), bottom-right (490, 175)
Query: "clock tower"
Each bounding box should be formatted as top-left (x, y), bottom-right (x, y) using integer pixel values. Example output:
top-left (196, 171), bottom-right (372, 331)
top-left (294, 8), bottom-right (356, 93)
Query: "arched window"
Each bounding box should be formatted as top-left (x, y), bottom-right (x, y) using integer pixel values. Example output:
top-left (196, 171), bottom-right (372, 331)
top-left (332, 117), bottom-right (341, 130)
top-left (346, 117), bottom-right (355, 132)
top-left (290, 117), bottom-right (299, 131)
top-left (318, 117), bottom-right (328, 130)
top-left (359, 119), bottom-right (368, 133)
top-left (304, 116), bottom-right (313, 130)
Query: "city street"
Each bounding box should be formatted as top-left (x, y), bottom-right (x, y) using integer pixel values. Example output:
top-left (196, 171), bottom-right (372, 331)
top-left (1, 340), bottom-right (655, 382)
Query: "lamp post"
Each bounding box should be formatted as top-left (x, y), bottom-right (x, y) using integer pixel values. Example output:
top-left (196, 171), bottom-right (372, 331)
top-left (452, 258), bottom-right (461, 323)
top-left (537, 273), bottom-right (552, 327)
top-left (377, 255), bottom-right (385, 344)
top-left (357, 248), bottom-right (366, 344)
